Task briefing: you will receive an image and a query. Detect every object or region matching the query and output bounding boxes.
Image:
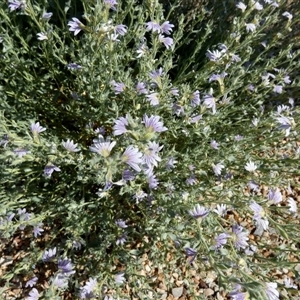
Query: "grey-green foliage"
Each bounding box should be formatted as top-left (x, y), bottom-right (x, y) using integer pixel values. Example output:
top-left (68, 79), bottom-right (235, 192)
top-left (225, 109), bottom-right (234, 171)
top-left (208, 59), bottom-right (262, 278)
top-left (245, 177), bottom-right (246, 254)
top-left (0, 0), bottom-right (300, 299)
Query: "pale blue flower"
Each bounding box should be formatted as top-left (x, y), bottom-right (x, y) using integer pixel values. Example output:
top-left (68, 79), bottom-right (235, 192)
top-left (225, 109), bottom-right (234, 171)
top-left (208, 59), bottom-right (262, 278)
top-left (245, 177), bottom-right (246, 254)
top-left (142, 141), bottom-right (163, 167)
top-left (42, 247), bottom-right (57, 262)
top-left (42, 12), bottom-right (53, 19)
top-left (206, 49), bottom-right (224, 62)
top-left (145, 21), bottom-right (160, 33)
top-left (67, 63), bottom-right (82, 70)
top-left (212, 162), bottom-right (224, 176)
top-left (58, 258), bottom-right (75, 276)
top-left (160, 21), bottom-right (174, 35)
top-left (143, 115), bottom-right (167, 133)
top-left (0, 134), bottom-right (9, 147)
top-left (25, 276), bottom-right (38, 288)
top-left (27, 288), bottom-right (39, 300)
top-left (90, 135), bottom-right (116, 157)
top-left (273, 85), bottom-right (283, 94)
top-left (8, 0), bottom-right (26, 11)
top-left (121, 145), bottom-right (142, 172)
top-left (114, 24), bottom-right (127, 36)
top-left (115, 219), bottom-right (127, 228)
top-left (80, 278), bottom-right (97, 299)
top-left (146, 92), bottom-right (159, 106)
top-left (110, 80), bottom-right (125, 94)
top-left (287, 197), bottom-right (297, 215)
top-left (203, 93), bottom-right (216, 114)
top-left (115, 273), bottom-right (125, 284)
top-left (113, 116), bottom-right (128, 136)
top-left (268, 188), bottom-right (282, 204)
top-left (188, 204), bottom-right (209, 219)
top-left (148, 172), bottom-right (159, 189)
top-left (185, 247), bottom-right (197, 263)
top-left (116, 233), bottom-right (127, 245)
top-left (62, 139), bottom-right (80, 152)
top-left (210, 140), bottom-right (219, 149)
top-left (265, 282), bottom-right (279, 300)
top-left (104, 0), bottom-right (118, 10)
top-left (33, 223), bottom-right (44, 238)
top-left (231, 225), bottom-right (249, 250)
top-left (158, 34), bottom-right (173, 49)
top-left (136, 82), bottom-right (148, 94)
top-left (52, 274), bottom-right (69, 289)
top-left (214, 233), bottom-right (228, 249)
top-left (68, 18), bottom-right (84, 36)
top-left (213, 204), bottom-right (227, 217)
top-left (190, 90), bottom-right (200, 107)
top-left (14, 148), bottom-right (30, 157)
top-left (43, 164), bottom-right (61, 178)
top-left (31, 122), bottom-right (46, 134)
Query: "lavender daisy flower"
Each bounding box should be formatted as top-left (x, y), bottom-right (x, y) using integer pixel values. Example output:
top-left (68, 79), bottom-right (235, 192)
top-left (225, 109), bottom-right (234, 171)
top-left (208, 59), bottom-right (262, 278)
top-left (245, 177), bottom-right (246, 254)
top-left (8, 0), bottom-right (26, 11)
top-left (14, 148), bottom-right (30, 157)
top-left (27, 288), bottom-right (40, 300)
top-left (273, 85), bottom-right (283, 94)
top-left (268, 188), bottom-right (282, 204)
top-left (166, 157), bottom-right (177, 170)
top-left (68, 18), bottom-right (84, 36)
top-left (122, 169), bottom-right (135, 181)
top-left (145, 21), bottom-right (161, 33)
top-left (209, 72), bottom-right (228, 83)
top-left (43, 164), bottom-right (61, 178)
top-left (115, 273), bottom-right (125, 284)
top-left (158, 34), bottom-right (173, 49)
top-left (116, 233), bottom-right (127, 245)
top-left (52, 274), bottom-right (69, 289)
top-left (148, 172), bottom-right (159, 189)
top-left (104, 0), bottom-right (118, 10)
top-left (136, 82), bottom-right (148, 94)
top-left (206, 49), bottom-right (224, 62)
top-left (214, 233), bottom-right (228, 249)
top-left (228, 291), bottom-right (249, 300)
top-left (231, 224), bottom-right (249, 250)
top-left (0, 134), bottom-right (9, 147)
top-left (246, 23), bottom-right (256, 32)
top-left (121, 145), bottom-right (142, 172)
top-left (188, 204), bottom-right (209, 219)
top-left (245, 160), bottom-right (257, 172)
top-left (31, 122), bottom-right (46, 134)
top-left (110, 80), bottom-right (125, 94)
top-left (160, 21), bottom-right (174, 35)
top-left (212, 162), bottom-right (224, 176)
top-left (149, 67), bottom-right (163, 81)
top-left (114, 24), bottom-right (127, 36)
top-left (89, 135), bottom-right (116, 157)
top-left (142, 141), bottom-right (163, 167)
top-left (72, 240), bottom-right (83, 250)
top-left (115, 219), bottom-right (127, 228)
top-left (283, 277), bottom-right (297, 289)
top-left (37, 32), bottom-right (48, 40)
top-left (42, 12), bottom-right (53, 19)
top-left (265, 282), bottom-right (279, 300)
top-left (190, 114), bottom-right (202, 123)
top-left (235, 135), bottom-right (243, 141)
top-left (133, 190), bottom-right (148, 203)
top-left (62, 139), bottom-right (80, 152)
top-left (276, 115), bottom-right (294, 136)
top-left (25, 277), bottom-right (38, 288)
top-left (146, 92), bottom-right (159, 106)
top-left (210, 140), bottom-right (219, 149)
top-left (143, 114), bottom-right (167, 133)
top-left (113, 116), bottom-right (128, 136)
top-left (185, 247), bottom-right (197, 263)
top-left (80, 278), bottom-right (97, 299)
top-left (186, 174), bottom-right (197, 186)
top-left (67, 63), bottom-right (82, 70)
top-left (58, 258), bottom-right (75, 276)
top-left (248, 180), bottom-right (260, 192)
top-left (42, 247), bottom-right (57, 261)
top-left (203, 93), bottom-right (216, 114)
top-left (170, 87), bottom-right (179, 96)
top-left (33, 223), bottom-right (44, 238)
top-left (190, 90), bottom-right (200, 107)
top-left (250, 201), bottom-right (269, 235)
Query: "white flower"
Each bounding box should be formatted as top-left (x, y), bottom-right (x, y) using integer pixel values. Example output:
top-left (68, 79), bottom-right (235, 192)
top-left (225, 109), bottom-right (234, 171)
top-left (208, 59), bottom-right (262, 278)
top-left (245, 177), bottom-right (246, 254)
top-left (212, 163), bottom-right (225, 176)
top-left (287, 197), bottom-right (297, 215)
top-left (282, 12), bottom-right (293, 20)
top-left (246, 23), bottom-right (256, 32)
top-left (265, 282), bottom-right (279, 300)
top-left (89, 135), bottom-right (116, 158)
top-left (245, 161), bottom-right (257, 172)
top-left (236, 2), bottom-right (247, 12)
top-left (62, 139), bottom-right (80, 152)
top-left (253, 1), bottom-right (263, 10)
top-left (37, 32), bottom-right (48, 40)
top-left (213, 204), bottom-right (227, 217)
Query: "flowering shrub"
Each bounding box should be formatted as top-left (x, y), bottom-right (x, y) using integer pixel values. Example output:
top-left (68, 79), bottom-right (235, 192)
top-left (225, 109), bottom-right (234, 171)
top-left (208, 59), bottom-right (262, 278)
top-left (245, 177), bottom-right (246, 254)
top-left (0, 0), bottom-right (299, 299)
